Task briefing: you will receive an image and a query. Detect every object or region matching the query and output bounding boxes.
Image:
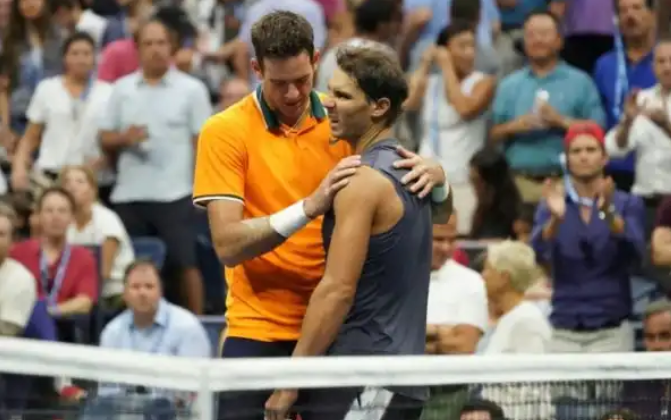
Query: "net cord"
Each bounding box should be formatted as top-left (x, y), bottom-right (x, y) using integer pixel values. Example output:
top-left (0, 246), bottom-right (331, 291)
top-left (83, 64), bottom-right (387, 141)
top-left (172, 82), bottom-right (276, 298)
top-left (2, 337), bottom-right (671, 394)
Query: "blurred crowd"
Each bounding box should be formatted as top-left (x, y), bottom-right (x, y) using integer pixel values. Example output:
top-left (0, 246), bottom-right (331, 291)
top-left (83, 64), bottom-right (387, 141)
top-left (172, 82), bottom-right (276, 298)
top-left (0, 0), bottom-right (670, 418)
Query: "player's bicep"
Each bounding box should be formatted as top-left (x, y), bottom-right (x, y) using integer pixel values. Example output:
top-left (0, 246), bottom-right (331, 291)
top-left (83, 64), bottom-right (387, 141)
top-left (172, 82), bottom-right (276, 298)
top-left (192, 115), bottom-right (247, 207)
top-left (322, 176), bottom-right (377, 294)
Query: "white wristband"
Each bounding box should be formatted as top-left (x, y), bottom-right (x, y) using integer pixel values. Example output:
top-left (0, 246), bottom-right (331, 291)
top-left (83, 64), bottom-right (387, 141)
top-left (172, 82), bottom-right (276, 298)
top-left (269, 200), bottom-right (311, 238)
top-left (431, 183), bottom-right (450, 203)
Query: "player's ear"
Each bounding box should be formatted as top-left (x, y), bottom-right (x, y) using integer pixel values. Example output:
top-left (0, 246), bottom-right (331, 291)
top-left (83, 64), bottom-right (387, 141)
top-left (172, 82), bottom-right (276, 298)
top-left (371, 97), bottom-right (391, 120)
top-left (311, 49), bottom-right (321, 70)
top-left (251, 58), bottom-right (263, 80)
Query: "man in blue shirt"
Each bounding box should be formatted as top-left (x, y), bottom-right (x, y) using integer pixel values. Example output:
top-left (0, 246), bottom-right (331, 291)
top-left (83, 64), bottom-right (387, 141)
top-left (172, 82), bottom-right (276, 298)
top-left (531, 122), bottom-right (644, 353)
top-left (490, 11), bottom-right (605, 203)
top-left (592, 0), bottom-right (657, 192)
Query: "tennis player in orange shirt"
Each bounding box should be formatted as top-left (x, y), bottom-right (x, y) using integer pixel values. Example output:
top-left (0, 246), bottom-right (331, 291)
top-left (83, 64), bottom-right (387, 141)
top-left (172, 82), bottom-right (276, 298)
top-left (193, 10), bottom-right (450, 420)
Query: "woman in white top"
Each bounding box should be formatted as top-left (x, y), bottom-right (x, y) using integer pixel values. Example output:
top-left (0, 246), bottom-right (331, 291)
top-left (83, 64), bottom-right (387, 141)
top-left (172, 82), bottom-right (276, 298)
top-left (60, 165), bottom-right (134, 307)
top-left (479, 240), bottom-right (552, 420)
top-left (11, 31), bottom-right (112, 191)
top-left (405, 21), bottom-right (496, 235)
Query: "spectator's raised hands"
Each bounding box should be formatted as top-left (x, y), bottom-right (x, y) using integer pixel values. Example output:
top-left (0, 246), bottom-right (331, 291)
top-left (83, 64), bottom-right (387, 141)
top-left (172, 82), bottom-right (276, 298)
top-left (538, 102), bottom-right (567, 129)
top-left (624, 89), bottom-right (641, 120)
top-left (596, 176), bottom-right (616, 210)
top-left (543, 179), bottom-right (566, 220)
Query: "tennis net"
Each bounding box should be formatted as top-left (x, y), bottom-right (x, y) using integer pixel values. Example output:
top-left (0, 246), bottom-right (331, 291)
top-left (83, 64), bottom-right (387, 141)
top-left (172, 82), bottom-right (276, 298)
top-left (0, 337), bottom-right (669, 420)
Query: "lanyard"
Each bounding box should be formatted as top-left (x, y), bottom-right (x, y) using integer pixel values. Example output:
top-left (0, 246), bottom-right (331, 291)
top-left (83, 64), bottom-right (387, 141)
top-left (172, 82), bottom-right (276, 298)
top-left (430, 75), bottom-right (442, 157)
top-left (72, 77), bottom-right (94, 121)
top-left (613, 16), bottom-right (629, 121)
top-left (40, 245), bottom-right (71, 307)
top-left (559, 153), bottom-right (595, 207)
top-left (129, 312), bottom-right (170, 354)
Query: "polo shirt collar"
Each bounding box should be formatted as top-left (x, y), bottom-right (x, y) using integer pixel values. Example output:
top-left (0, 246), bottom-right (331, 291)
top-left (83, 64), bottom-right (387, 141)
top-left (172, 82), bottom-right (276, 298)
top-left (131, 298), bottom-right (169, 329)
top-left (253, 85), bottom-right (327, 130)
top-left (526, 60), bottom-right (568, 80)
top-left (136, 68), bottom-right (176, 86)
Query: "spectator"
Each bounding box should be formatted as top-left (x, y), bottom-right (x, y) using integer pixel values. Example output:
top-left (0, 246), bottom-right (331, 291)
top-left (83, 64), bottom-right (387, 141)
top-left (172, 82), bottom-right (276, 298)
top-left (98, 259), bottom-right (210, 397)
top-left (10, 187), bottom-right (97, 340)
top-left (399, 0), bottom-right (500, 73)
top-left (593, 0), bottom-right (656, 192)
top-left (51, 0), bottom-right (112, 49)
top-left (554, 0), bottom-right (616, 74)
top-left (217, 77), bottom-right (250, 112)
top-left (531, 123), bottom-right (645, 353)
top-left (11, 32), bottom-right (112, 192)
top-left (605, 38), bottom-right (671, 233)
top-left (481, 240), bottom-right (550, 354)
top-left (423, 213), bottom-right (488, 420)
top-left (620, 300), bottom-right (671, 419)
top-left (61, 165), bottom-right (134, 308)
top-left (407, 21), bottom-right (495, 235)
top-left (0, 204), bottom-right (36, 337)
top-left (98, 19), bottom-right (211, 314)
top-left (469, 148), bottom-right (522, 240)
top-left (479, 240), bottom-right (551, 420)
top-left (459, 398), bottom-right (506, 420)
top-left (196, 0), bottom-right (247, 87)
top-left (1, 0), bottom-right (64, 134)
top-left (490, 11), bottom-right (605, 204)
top-left (316, 0), bottom-right (399, 93)
top-left (652, 197), bottom-right (671, 269)
top-left (98, 6), bottom-right (197, 83)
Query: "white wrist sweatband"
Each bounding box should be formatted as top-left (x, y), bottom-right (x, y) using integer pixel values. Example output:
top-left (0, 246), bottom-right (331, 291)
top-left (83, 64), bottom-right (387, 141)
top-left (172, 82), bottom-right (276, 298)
top-left (431, 183), bottom-right (450, 203)
top-left (269, 200), bottom-right (311, 238)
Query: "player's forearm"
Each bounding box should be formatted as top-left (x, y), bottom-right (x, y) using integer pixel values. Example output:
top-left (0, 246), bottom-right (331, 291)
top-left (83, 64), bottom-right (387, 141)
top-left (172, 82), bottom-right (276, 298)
top-left (212, 217), bottom-right (287, 267)
top-left (292, 281), bottom-right (354, 357)
top-left (212, 200), bottom-right (313, 267)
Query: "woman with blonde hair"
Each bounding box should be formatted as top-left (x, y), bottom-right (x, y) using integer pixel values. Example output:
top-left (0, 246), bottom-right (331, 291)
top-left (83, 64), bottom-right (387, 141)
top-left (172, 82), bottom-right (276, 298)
top-left (479, 240), bottom-right (552, 420)
top-left (60, 165), bottom-right (133, 307)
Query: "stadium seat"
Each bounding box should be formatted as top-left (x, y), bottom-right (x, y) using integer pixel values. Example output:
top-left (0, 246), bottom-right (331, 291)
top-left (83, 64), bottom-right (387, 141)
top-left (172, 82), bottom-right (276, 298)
top-left (198, 315), bottom-right (226, 356)
top-left (132, 237), bottom-right (167, 269)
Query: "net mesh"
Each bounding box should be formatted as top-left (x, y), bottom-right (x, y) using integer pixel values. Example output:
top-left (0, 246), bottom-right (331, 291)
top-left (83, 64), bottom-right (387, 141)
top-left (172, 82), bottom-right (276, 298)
top-left (1, 337), bottom-right (669, 420)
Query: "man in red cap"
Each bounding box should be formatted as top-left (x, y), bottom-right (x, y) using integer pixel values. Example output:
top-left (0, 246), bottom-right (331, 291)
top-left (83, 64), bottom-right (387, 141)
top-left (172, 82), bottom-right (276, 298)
top-left (530, 121), bottom-right (645, 353)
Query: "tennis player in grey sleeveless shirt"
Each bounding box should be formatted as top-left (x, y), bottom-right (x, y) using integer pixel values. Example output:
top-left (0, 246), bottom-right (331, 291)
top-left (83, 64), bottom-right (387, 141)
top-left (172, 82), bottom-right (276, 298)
top-left (264, 44), bottom-right (451, 420)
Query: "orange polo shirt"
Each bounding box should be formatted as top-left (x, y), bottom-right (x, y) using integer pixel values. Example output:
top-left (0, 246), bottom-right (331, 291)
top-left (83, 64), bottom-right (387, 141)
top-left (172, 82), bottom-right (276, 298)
top-left (193, 88), bottom-right (351, 342)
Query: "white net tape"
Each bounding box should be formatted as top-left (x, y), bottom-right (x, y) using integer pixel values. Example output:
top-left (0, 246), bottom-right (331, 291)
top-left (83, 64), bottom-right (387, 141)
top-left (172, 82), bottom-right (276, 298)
top-left (0, 337), bottom-right (669, 420)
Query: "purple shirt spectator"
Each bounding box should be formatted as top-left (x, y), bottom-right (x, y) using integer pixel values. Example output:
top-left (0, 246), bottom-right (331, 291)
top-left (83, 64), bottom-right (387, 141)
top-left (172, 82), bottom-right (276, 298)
top-left (561, 0), bottom-right (616, 36)
top-left (531, 191), bottom-right (645, 330)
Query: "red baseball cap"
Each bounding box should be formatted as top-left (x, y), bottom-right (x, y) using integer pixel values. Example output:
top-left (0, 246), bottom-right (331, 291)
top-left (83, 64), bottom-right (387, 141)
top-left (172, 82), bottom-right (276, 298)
top-left (564, 122), bottom-right (605, 148)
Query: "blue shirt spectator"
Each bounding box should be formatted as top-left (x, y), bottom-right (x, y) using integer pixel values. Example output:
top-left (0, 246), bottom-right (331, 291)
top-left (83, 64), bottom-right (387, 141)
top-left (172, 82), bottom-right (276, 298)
top-left (492, 61), bottom-right (605, 173)
top-left (531, 123), bottom-right (645, 335)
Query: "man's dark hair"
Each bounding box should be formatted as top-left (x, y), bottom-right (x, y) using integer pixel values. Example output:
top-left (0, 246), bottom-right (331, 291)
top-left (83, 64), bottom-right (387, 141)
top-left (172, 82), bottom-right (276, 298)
top-left (36, 187), bottom-right (76, 213)
top-left (460, 398), bottom-right (507, 420)
top-left (436, 20), bottom-right (476, 45)
top-left (335, 45), bottom-right (408, 126)
top-left (61, 31), bottom-right (95, 56)
top-left (251, 11), bottom-right (315, 64)
top-left (450, 0), bottom-right (481, 24)
top-left (523, 11), bottom-right (562, 32)
top-left (354, 0), bottom-right (396, 35)
top-left (124, 258), bottom-right (161, 283)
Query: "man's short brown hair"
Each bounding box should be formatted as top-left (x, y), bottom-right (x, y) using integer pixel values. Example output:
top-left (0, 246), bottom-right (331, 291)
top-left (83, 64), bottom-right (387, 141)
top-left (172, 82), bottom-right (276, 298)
top-left (251, 11), bottom-right (315, 64)
top-left (335, 45), bottom-right (408, 126)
